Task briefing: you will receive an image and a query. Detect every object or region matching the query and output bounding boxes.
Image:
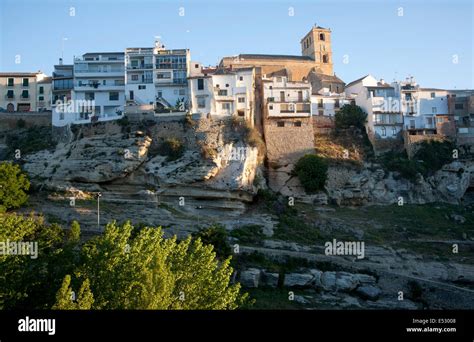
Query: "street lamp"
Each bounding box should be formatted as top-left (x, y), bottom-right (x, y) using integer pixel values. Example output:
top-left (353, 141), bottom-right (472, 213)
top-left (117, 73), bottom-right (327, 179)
top-left (97, 192), bottom-right (102, 229)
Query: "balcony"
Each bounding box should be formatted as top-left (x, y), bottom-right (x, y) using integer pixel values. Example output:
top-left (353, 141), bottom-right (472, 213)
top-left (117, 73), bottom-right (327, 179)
top-left (127, 64), bottom-right (153, 70)
top-left (5, 94), bottom-right (15, 99)
top-left (75, 56), bottom-right (124, 63)
top-left (268, 102), bottom-right (311, 117)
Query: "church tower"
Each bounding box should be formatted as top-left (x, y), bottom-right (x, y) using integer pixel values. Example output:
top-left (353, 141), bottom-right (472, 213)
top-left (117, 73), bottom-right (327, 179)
top-left (300, 24), bottom-right (333, 75)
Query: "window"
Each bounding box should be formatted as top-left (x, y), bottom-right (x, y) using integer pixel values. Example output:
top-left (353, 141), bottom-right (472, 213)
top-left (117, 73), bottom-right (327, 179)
top-left (335, 99), bottom-right (340, 108)
top-left (7, 78), bottom-right (14, 86)
top-left (319, 33), bottom-right (325, 41)
top-left (218, 89), bottom-right (228, 96)
top-left (39, 86), bottom-right (44, 94)
top-left (295, 121), bottom-right (302, 127)
top-left (392, 127), bottom-right (397, 136)
top-left (381, 127), bottom-right (386, 137)
top-left (225, 84), bottom-right (229, 88)
top-left (323, 54), bottom-right (329, 63)
top-left (157, 72), bottom-right (171, 79)
top-left (38, 96), bottom-right (44, 101)
top-left (21, 90), bottom-right (29, 98)
top-left (197, 78), bottom-right (204, 90)
top-left (277, 121), bottom-right (285, 127)
top-left (239, 76), bottom-right (243, 81)
top-left (238, 97), bottom-right (245, 103)
top-left (430, 92), bottom-right (435, 98)
top-left (22, 78), bottom-right (29, 87)
top-left (238, 110), bottom-right (245, 117)
top-left (6, 90), bottom-right (14, 98)
top-left (276, 77), bottom-right (282, 82)
top-left (60, 112), bottom-right (64, 120)
top-left (179, 89), bottom-right (185, 96)
top-left (432, 107), bottom-right (437, 114)
top-left (455, 103), bottom-right (464, 110)
top-left (195, 64), bottom-right (199, 68)
top-left (318, 110), bottom-right (324, 116)
top-left (103, 80), bottom-right (106, 85)
top-left (85, 92), bottom-right (95, 101)
top-left (222, 103), bottom-right (231, 110)
top-left (138, 85), bottom-right (146, 90)
top-left (131, 75), bottom-right (139, 81)
top-left (157, 91), bottom-right (163, 98)
top-left (197, 97), bottom-right (206, 108)
top-left (269, 105), bottom-right (273, 110)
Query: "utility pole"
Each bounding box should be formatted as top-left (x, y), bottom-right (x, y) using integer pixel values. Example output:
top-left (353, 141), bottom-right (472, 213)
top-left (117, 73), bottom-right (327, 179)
top-left (97, 192), bottom-right (102, 229)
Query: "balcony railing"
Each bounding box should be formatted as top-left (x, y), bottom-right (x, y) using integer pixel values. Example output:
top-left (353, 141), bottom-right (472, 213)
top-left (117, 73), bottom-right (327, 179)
top-left (127, 64), bottom-right (153, 70)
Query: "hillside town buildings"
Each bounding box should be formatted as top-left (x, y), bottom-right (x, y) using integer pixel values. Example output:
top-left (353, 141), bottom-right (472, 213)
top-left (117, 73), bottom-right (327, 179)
top-left (0, 23), bottom-right (472, 153)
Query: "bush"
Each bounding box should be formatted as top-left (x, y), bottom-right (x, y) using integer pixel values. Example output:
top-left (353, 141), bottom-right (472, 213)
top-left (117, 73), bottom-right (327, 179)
top-left (414, 140), bottom-right (454, 176)
top-left (380, 140), bottom-right (455, 182)
top-left (0, 162), bottom-right (30, 211)
top-left (193, 225), bottom-right (231, 258)
top-left (335, 104), bottom-right (367, 130)
top-left (5, 126), bottom-right (54, 157)
top-left (230, 225), bottom-right (265, 245)
top-left (16, 119), bottom-right (26, 129)
top-left (157, 138), bottom-right (185, 161)
top-left (293, 154), bottom-right (328, 193)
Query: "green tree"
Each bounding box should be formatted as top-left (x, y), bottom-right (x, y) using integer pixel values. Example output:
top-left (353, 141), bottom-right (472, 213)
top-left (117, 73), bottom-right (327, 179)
top-left (0, 162), bottom-right (30, 211)
top-left (293, 154), bottom-right (328, 193)
top-left (52, 275), bottom-right (94, 310)
top-left (76, 221), bottom-right (246, 309)
top-left (335, 104), bottom-right (367, 130)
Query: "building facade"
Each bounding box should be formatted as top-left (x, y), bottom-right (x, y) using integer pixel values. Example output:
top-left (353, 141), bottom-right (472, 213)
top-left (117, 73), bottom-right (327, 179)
top-left (189, 67), bottom-right (256, 122)
top-left (262, 75), bottom-right (314, 164)
top-left (345, 75), bottom-right (403, 145)
top-left (0, 72), bottom-right (49, 112)
top-left (124, 39), bottom-right (190, 113)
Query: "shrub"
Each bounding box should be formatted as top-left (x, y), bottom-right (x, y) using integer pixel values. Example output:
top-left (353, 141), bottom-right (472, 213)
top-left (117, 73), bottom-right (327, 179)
top-left (6, 126), bottom-right (54, 157)
top-left (379, 150), bottom-right (420, 182)
top-left (0, 162), bottom-right (30, 211)
top-left (293, 154), bottom-right (328, 193)
top-left (414, 140), bottom-right (454, 176)
top-left (157, 138), bottom-right (185, 161)
top-left (193, 225), bottom-right (231, 258)
top-left (230, 225), bottom-right (265, 244)
top-left (335, 104), bottom-right (367, 130)
top-left (16, 119), bottom-right (26, 129)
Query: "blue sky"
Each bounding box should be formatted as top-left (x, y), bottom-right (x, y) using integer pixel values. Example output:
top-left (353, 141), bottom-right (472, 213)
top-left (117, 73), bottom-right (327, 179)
top-left (0, 0), bottom-right (472, 89)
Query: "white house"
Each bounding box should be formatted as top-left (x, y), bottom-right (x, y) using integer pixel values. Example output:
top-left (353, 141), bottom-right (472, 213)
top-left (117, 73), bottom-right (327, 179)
top-left (345, 75), bottom-right (403, 141)
top-left (262, 74), bottom-right (311, 120)
top-left (189, 67), bottom-right (255, 122)
top-left (53, 52), bottom-right (125, 127)
top-left (124, 39), bottom-right (190, 114)
top-left (311, 87), bottom-right (352, 117)
top-left (393, 77), bottom-right (448, 134)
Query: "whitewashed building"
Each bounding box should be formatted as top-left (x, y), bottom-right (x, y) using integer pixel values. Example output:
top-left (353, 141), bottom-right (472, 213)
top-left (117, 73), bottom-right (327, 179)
top-left (189, 67), bottom-right (255, 122)
top-left (311, 88), bottom-right (352, 117)
top-left (345, 75), bottom-right (403, 142)
top-left (393, 77), bottom-right (449, 134)
top-left (262, 74), bottom-right (311, 120)
top-left (53, 52), bottom-right (125, 127)
top-left (124, 39), bottom-right (190, 113)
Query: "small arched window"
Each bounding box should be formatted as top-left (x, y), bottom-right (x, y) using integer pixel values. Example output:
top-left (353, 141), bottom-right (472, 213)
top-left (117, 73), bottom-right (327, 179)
top-left (323, 54), bottom-right (329, 63)
top-left (319, 33), bottom-right (325, 41)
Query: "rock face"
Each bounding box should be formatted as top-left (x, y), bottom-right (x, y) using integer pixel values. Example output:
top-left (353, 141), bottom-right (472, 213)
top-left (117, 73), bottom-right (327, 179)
top-left (326, 161), bottom-right (473, 205)
top-left (356, 286), bottom-right (382, 301)
top-left (23, 118), bottom-right (266, 220)
top-left (283, 273), bottom-right (314, 287)
top-left (24, 132), bottom-right (151, 183)
top-left (239, 268), bottom-right (261, 288)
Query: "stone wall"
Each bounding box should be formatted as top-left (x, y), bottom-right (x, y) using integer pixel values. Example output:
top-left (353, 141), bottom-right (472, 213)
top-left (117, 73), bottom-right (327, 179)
top-left (403, 132), bottom-right (447, 159)
top-left (264, 117), bottom-right (315, 165)
top-left (312, 115), bottom-right (335, 134)
top-left (0, 112), bottom-right (51, 131)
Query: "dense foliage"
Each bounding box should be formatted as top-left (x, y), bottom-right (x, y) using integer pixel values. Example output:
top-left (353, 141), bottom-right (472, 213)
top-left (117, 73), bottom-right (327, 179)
top-left (158, 138), bottom-right (185, 161)
top-left (380, 140), bottom-right (455, 182)
top-left (335, 104), bottom-right (367, 130)
top-left (193, 225), bottom-right (231, 258)
top-left (0, 162), bottom-right (30, 211)
top-left (293, 154), bottom-right (328, 193)
top-left (0, 215), bottom-right (247, 310)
